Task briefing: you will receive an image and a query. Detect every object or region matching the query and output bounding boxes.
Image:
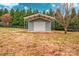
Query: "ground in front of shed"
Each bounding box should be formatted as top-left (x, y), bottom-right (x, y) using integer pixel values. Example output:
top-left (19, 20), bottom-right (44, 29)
top-left (0, 27), bottom-right (79, 56)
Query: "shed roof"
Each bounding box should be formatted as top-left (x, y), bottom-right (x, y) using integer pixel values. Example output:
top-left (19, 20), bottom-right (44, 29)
top-left (24, 13), bottom-right (55, 22)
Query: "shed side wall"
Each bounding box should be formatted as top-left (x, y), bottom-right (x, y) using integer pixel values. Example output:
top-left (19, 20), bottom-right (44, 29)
top-left (46, 22), bottom-right (51, 31)
top-left (28, 22), bottom-right (34, 31)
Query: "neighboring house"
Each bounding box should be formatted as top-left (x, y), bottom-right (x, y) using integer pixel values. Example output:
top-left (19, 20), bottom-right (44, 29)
top-left (24, 13), bottom-right (55, 32)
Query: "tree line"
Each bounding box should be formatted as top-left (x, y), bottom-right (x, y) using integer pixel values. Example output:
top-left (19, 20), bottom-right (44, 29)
top-left (0, 4), bottom-right (79, 33)
top-left (0, 8), bottom-right (54, 27)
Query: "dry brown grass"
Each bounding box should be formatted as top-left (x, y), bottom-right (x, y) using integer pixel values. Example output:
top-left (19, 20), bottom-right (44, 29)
top-left (0, 27), bottom-right (79, 56)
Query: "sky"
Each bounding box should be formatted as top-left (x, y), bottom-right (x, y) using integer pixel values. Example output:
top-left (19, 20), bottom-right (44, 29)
top-left (0, 3), bottom-right (79, 12)
top-left (0, 3), bottom-right (60, 10)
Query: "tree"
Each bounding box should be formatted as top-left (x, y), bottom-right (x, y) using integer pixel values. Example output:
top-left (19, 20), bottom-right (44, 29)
top-left (77, 10), bottom-right (79, 19)
top-left (3, 8), bottom-right (9, 14)
top-left (47, 8), bottom-right (54, 16)
top-left (33, 9), bottom-right (39, 14)
top-left (26, 8), bottom-right (33, 16)
top-left (0, 14), bottom-right (12, 26)
top-left (71, 7), bottom-right (76, 18)
top-left (0, 9), bottom-right (3, 16)
top-left (11, 8), bottom-right (27, 27)
top-left (10, 9), bottom-right (15, 24)
top-left (18, 9), bottom-right (26, 26)
top-left (55, 3), bottom-right (76, 34)
top-left (43, 10), bottom-right (46, 14)
top-left (10, 9), bottom-right (15, 16)
top-left (69, 7), bottom-right (77, 31)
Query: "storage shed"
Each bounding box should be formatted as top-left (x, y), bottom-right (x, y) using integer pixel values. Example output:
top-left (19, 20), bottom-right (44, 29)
top-left (24, 13), bottom-right (55, 32)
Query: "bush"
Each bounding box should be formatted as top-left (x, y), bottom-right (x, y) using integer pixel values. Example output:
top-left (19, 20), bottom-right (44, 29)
top-left (51, 21), bottom-right (64, 30)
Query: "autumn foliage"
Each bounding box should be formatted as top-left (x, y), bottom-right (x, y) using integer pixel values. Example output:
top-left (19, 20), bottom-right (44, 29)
top-left (0, 14), bottom-right (12, 26)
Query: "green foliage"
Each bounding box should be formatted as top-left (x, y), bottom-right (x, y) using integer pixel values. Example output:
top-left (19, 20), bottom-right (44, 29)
top-left (77, 10), bottom-right (79, 19)
top-left (42, 10), bottom-right (46, 14)
top-left (51, 21), bottom-right (64, 30)
top-left (71, 8), bottom-right (76, 18)
top-left (47, 9), bottom-right (54, 16)
top-left (10, 9), bottom-right (26, 27)
top-left (0, 8), bottom-right (79, 31)
top-left (3, 8), bottom-right (9, 14)
top-left (0, 9), bottom-right (3, 16)
top-left (68, 19), bottom-right (79, 31)
top-left (26, 8), bottom-right (33, 16)
top-left (33, 9), bottom-right (39, 14)
top-left (68, 8), bottom-right (79, 31)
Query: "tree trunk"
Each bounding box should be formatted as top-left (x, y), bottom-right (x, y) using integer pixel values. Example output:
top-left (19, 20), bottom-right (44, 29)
top-left (64, 28), bottom-right (67, 34)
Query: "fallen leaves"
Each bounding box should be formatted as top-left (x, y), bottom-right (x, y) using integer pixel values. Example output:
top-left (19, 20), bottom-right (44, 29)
top-left (0, 27), bottom-right (79, 56)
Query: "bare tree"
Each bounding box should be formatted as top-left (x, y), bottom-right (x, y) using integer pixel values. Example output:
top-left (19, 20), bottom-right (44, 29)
top-left (55, 3), bottom-right (76, 34)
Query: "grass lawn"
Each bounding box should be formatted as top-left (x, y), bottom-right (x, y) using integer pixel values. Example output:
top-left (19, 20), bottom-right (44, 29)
top-left (0, 27), bottom-right (79, 56)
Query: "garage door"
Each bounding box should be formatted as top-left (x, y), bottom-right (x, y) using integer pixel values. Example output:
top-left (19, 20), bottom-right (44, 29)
top-left (34, 21), bottom-right (46, 32)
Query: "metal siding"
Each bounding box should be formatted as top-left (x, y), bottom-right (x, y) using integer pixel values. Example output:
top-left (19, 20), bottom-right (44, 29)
top-left (34, 21), bottom-right (46, 32)
top-left (28, 19), bottom-right (51, 32)
top-left (28, 22), bottom-right (34, 31)
top-left (46, 22), bottom-right (51, 31)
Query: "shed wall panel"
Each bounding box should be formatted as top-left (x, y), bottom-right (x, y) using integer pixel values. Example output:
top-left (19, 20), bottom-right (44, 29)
top-left (46, 22), bottom-right (51, 31)
top-left (28, 19), bottom-right (51, 32)
top-left (28, 22), bottom-right (34, 31)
